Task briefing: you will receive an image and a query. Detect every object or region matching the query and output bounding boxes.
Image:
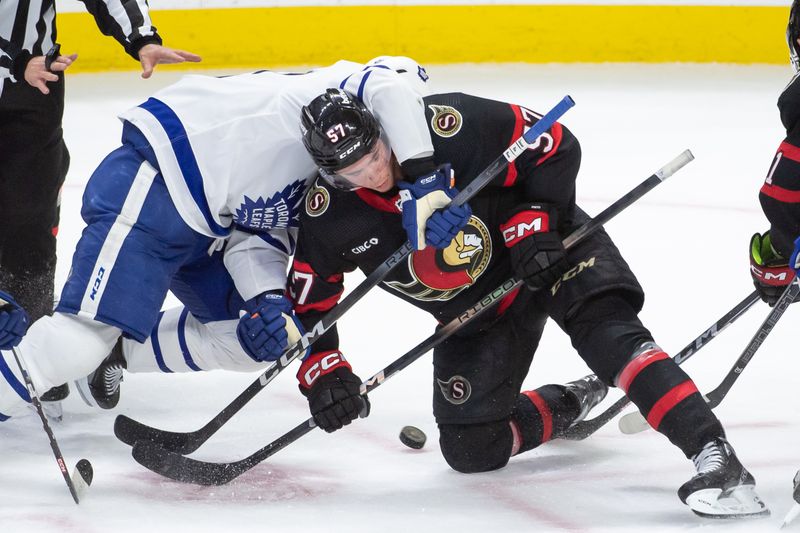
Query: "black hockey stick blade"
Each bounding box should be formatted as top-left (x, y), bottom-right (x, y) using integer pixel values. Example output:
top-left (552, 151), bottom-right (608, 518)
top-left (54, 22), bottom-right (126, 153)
top-left (563, 289), bottom-right (762, 440)
top-left (116, 96), bottom-right (576, 455)
top-left (704, 278), bottom-right (799, 409)
top-left (115, 415), bottom-right (194, 451)
top-left (132, 421), bottom-right (314, 485)
top-left (131, 150), bottom-right (692, 485)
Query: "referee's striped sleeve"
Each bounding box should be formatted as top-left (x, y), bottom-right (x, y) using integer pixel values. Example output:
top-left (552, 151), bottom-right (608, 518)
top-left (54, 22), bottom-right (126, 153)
top-left (80, 0), bottom-right (162, 59)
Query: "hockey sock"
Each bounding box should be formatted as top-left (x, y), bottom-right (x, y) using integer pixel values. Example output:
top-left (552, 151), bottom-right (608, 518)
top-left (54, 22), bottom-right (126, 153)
top-left (564, 292), bottom-right (725, 457)
top-left (124, 306), bottom-right (267, 373)
top-left (616, 344), bottom-right (725, 458)
top-left (511, 385), bottom-right (581, 455)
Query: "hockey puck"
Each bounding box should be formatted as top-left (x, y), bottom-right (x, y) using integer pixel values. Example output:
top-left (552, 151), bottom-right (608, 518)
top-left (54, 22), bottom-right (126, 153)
top-left (399, 426), bottom-right (426, 449)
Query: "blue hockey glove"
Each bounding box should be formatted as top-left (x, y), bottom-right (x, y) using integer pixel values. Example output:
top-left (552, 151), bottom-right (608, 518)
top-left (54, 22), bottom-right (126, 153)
top-left (236, 292), bottom-right (306, 362)
top-left (790, 235), bottom-right (800, 275)
top-left (0, 290), bottom-right (29, 350)
top-left (397, 164), bottom-right (472, 250)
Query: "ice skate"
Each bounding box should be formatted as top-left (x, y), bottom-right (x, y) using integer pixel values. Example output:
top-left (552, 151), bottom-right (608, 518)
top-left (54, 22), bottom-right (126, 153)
top-left (564, 374), bottom-right (608, 425)
top-left (39, 383), bottom-right (69, 421)
top-left (678, 437), bottom-right (769, 519)
top-left (75, 339), bottom-right (124, 410)
top-left (781, 470), bottom-right (800, 528)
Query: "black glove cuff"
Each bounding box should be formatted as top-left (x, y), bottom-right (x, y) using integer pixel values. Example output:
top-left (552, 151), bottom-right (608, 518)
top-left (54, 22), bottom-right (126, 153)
top-left (127, 34), bottom-right (163, 60)
top-left (400, 156), bottom-right (438, 179)
top-left (508, 202), bottom-right (558, 226)
top-left (10, 50), bottom-right (32, 81)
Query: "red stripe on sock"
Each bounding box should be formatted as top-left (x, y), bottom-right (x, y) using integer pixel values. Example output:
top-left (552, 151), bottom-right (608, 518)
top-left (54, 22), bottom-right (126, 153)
top-left (616, 349), bottom-right (669, 392)
top-left (523, 390), bottom-right (553, 443)
top-left (646, 380), bottom-right (699, 430)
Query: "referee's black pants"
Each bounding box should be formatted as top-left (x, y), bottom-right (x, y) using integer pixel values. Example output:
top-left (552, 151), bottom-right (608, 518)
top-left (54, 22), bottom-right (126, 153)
top-left (0, 75), bottom-right (69, 323)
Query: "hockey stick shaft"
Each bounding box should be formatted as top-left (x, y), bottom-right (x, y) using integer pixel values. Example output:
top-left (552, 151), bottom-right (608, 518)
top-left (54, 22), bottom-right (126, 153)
top-left (115, 95), bottom-right (576, 453)
top-left (617, 282), bottom-right (792, 434)
top-left (563, 289), bottom-right (761, 440)
top-left (131, 149), bottom-right (693, 485)
top-left (704, 277), bottom-right (799, 408)
top-left (10, 348), bottom-right (86, 504)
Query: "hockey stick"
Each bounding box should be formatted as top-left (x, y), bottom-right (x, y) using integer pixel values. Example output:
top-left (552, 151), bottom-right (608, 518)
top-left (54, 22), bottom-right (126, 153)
top-left (9, 347), bottom-right (93, 503)
top-left (704, 277), bottom-right (799, 408)
top-left (617, 278), bottom-right (798, 434)
top-left (562, 289), bottom-right (761, 440)
top-left (114, 95), bottom-right (576, 453)
top-left (130, 150), bottom-right (694, 485)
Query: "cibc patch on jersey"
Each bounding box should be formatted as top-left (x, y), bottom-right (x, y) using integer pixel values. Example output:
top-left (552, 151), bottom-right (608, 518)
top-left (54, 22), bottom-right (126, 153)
top-left (386, 215), bottom-right (492, 301)
top-left (305, 181), bottom-right (330, 217)
top-left (429, 104), bottom-right (463, 138)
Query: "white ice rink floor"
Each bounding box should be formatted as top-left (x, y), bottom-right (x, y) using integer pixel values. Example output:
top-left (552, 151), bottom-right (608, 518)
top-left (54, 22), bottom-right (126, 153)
top-left (2, 63), bottom-right (799, 532)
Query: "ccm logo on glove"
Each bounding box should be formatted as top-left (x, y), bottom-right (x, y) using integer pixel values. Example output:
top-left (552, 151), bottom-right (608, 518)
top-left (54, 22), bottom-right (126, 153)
top-left (500, 209), bottom-right (549, 247)
top-left (299, 351), bottom-right (348, 388)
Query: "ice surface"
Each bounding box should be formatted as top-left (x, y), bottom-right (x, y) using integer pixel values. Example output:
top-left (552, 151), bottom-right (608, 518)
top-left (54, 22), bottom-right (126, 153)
top-left (2, 63), bottom-right (798, 532)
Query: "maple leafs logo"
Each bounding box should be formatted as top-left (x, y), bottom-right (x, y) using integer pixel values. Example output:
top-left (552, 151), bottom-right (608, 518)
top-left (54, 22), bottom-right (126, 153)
top-left (234, 179), bottom-right (306, 231)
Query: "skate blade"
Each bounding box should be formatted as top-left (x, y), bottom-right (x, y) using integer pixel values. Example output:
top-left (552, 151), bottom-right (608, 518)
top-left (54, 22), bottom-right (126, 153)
top-left (29, 401), bottom-right (63, 422)
top-left (41, 400), bottom-right (63, 422)
top-left (72, 377), bottom-right (98, 408)
top-left (782, 503), bottom-right (800, 529)
top-left (686, 486), bottom-right (770, 519)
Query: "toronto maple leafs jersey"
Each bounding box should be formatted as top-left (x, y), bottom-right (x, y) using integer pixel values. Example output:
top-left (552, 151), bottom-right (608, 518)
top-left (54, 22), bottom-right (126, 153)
top-left (288, 92), bottom-right (583, 357)
top-left (760, 73), bottom-right (800, 257)
top-left (118, 56), bottom-right (433, 299)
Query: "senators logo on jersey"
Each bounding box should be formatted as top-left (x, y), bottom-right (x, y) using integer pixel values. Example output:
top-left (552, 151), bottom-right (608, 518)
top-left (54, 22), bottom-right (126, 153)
top-left (305, 182), bottom-right (330, 217)
top-left (429, 104), bottom-right (463, 138)
top-left (386, 215), bottom-right (492, 301)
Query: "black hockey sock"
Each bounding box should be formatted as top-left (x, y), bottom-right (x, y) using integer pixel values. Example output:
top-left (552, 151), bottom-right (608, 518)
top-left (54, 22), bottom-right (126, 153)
top-left (512, 385), bottom-right (580, 455)
top-left (565, 292), bottom-right (725, 458)
top-left (617, 346), bottom-right (725, 458)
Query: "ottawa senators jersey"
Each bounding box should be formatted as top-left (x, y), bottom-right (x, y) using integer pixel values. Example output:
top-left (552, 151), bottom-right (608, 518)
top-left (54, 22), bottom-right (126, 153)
top-left (288, 92), bottom-right (581, 357)
top-left (760, 74), bottom-right (800, 256)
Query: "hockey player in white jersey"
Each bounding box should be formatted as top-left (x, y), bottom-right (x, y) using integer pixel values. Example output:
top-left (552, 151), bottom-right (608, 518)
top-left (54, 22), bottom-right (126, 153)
top-left (0, 56), bottom-right (437, 418)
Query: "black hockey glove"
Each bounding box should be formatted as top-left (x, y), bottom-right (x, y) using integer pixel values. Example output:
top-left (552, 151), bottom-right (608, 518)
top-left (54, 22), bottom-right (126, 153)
top-left (297, 351), bottom-right (370, 433)
top-left (749, 231), bottom-right (798, 306)
top-left (500, 203), bottom-right (569, 291)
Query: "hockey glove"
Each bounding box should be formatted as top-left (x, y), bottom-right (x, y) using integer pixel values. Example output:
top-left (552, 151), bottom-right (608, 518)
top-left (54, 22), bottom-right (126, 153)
top-left (236, 292), bottom-right (306, 362)
top-left (790, 235), bottom-right (800, 275)
top-left (501, 204), bottom-right (569, 291)
top-left (298, 350), bottom-right (370, 433)
top-left (0, 290), bottom-right (28, 350)
top-left (750, 231), bottom-right (798, 306)
top-left (398, 164), bottom-right (472, 250)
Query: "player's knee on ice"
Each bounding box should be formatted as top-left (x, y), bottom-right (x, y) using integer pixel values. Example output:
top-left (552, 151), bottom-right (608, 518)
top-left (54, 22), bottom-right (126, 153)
top-left (438, 420), bottom-right (513, 473)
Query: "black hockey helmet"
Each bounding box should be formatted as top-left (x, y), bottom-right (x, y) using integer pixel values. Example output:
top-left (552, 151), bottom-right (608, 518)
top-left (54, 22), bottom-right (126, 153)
top-left (789, 0), bottom-right (800, 72)
top-left (301, 88), bottom-right (381, 180)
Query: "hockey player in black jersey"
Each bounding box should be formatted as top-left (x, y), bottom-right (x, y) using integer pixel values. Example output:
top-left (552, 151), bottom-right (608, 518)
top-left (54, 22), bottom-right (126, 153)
top-left (291, 88), bottom-right (768, 518)
top-left (750, 0), bottom-right (800, 304)
top-left (751, 1), bottom-right (800, 526)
